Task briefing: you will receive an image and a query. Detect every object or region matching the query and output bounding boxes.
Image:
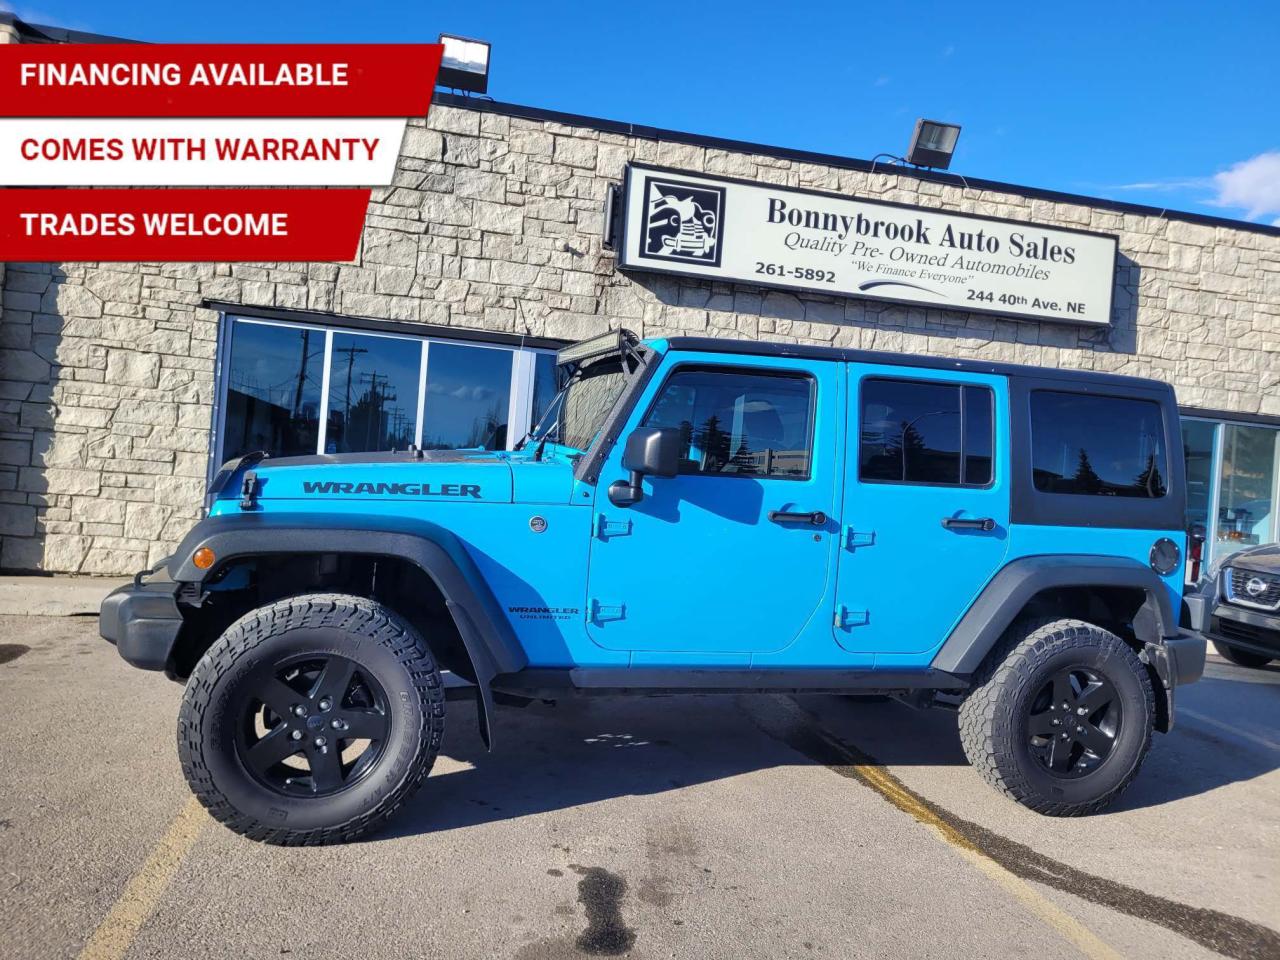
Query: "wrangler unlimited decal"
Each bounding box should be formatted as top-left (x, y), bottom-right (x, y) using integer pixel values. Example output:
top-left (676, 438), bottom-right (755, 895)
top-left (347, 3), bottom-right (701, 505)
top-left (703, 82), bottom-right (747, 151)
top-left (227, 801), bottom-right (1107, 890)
top-left (301, 480), bottom-right (482, 498)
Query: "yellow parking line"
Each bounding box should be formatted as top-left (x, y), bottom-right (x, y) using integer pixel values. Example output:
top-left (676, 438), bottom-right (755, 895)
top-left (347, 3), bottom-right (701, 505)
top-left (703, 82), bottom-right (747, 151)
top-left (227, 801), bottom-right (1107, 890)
top-left (77, 797), bottom-right (208, 960)
top-left (1181, 707), bottom-right (1280, 753)
top-left (846, 756), bottom-right (1124, 960)
top-left (748, 698), bottom-right (1124, 960)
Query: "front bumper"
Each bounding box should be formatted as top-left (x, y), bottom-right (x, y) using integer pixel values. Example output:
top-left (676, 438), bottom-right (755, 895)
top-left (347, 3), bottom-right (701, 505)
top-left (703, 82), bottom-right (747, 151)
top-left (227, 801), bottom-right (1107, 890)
top-left (1184, 573), bottom-right (1280, 659)
top-left (99, 569), bottom-right (185, 671)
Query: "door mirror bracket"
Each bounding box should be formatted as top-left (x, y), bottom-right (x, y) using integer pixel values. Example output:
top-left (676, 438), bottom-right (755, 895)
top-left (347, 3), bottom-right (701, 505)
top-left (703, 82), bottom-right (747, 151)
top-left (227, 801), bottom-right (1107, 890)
top-left (607, 427), bottom-right (680, 507)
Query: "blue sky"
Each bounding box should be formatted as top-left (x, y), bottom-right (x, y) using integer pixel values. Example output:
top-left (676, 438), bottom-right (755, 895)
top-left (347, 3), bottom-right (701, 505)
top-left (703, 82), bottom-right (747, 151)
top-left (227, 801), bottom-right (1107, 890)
top-left (8, 0), bottom-right (1279, 225)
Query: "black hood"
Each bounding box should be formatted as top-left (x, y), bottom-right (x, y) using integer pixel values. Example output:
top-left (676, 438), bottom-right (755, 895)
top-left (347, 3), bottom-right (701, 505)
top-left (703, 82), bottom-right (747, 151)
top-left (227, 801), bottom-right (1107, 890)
top-left (1226, 543), bottom-right (1280, 575)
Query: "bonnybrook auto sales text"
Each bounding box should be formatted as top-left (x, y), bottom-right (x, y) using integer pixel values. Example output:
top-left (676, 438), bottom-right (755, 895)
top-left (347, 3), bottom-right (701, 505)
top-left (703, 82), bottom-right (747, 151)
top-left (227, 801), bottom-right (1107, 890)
top-left (767, 198), bottom-right (1077, 263)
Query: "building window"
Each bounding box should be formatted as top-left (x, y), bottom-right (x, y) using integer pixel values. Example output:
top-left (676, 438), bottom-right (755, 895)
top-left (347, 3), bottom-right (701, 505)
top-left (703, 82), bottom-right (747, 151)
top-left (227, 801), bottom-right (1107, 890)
top-left (1215, 424), bottom-right (1278, 564)
top-left (326, 331), bottom-right (423, 454)
top-left (1179, 416), bottom-right (1280, 582)
top-left (216, 316), bottom-right (557, 466)
top-left (221, 322), bottom-right (324, 459)
top-left (1030, 391), bottom-right (1167, 498)
top-left (859, 378), bottom-right (994, 487)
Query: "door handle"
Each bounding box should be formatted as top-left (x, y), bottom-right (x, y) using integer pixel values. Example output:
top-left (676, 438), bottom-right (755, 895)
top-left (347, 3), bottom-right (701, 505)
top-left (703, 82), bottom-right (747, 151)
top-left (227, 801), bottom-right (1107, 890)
top-left (941, 516), bottom-right (996, 532)
top-left (769, 510), bottom-right (827, 526)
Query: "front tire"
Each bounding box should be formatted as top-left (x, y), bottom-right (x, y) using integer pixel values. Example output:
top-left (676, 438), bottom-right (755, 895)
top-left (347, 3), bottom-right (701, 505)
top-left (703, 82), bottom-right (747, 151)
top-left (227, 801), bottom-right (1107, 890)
top-left (1212, 640), bottom-right (1273, 669)
top-left (958, 618), bottom-right (1154, 816)
top-left (178, 594), bottom-right (444, 845)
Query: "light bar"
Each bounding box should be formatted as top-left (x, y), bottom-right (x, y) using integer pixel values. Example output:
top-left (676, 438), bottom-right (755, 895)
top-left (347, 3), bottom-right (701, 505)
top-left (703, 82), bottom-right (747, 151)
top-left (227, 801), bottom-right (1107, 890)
top-left (556, 330), bottom-right (630, 367)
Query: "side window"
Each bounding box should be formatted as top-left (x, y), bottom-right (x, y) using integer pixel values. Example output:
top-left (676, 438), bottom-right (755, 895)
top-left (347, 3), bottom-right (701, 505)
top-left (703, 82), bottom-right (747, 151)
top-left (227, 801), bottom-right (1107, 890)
top-left (641, 367), bottom-right (814, 479)
top-left (1030, 391), bottom-right (1168, 498)
top-left (859, 378), bottom-right (994, 487)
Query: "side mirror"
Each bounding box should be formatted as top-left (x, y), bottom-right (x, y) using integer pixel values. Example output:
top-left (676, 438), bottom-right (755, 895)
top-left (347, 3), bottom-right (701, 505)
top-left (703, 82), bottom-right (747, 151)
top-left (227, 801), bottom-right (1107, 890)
top-left (608, 427), bottom-right (681, 507)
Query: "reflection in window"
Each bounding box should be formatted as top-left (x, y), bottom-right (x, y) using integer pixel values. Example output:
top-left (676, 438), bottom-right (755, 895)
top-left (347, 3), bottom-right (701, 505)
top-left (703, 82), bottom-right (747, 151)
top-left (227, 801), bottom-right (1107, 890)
top-left (859, 379), bottom-right (993, 486)
top-left (222, 321), bottom-right (323, 461)
top-left (530, 352), bottom-right (560, 435)
top-left (642, 368), bottom-right (813, 479)
top-left (326, 333), bottom-right (422, 454)
top-left (1216, 424), bottom-right (1277, 562)
top-left (421, 342), bottom-right (513, 450)
top-left (1031, 392), bottom-right (1167, 498)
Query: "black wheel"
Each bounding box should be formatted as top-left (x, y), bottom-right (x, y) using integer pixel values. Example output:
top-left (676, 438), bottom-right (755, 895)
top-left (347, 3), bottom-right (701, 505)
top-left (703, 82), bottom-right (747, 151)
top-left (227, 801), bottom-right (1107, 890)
top-left (178, 594), bottom-right (444, 845)
top-left (958, 618), bottom-right (1154, 816)
top-left (1212, 641), bottom-right (1273, 669)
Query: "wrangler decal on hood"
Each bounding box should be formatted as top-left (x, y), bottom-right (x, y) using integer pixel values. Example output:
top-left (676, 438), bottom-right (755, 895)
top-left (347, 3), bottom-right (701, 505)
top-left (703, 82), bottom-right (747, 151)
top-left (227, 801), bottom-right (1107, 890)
top-left (301, 480), bottom-right (482, 498)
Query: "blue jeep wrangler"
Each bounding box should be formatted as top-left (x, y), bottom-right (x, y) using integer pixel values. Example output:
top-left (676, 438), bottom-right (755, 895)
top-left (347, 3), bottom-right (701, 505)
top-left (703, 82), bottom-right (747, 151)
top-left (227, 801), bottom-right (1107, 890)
top-left (101, 330), bottom-right (1205, 844)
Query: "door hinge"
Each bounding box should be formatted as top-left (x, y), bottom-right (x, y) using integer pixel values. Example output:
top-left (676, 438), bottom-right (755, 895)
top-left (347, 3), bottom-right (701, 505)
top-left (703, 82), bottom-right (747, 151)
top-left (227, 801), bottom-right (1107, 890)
top-left (834, 604), bottom-right (869, 629)
top-left (596, 515), bottom-right (633, 540)
top-left (843, 525), bottom-right (874, 549)
top-left (591, 599), bottom-right (626, 623)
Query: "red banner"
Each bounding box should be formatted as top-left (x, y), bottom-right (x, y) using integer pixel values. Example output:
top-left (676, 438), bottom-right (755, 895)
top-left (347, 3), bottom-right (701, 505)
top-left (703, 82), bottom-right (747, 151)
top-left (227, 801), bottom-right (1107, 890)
top-left (0, 188), bottom-right (371, 261)
top-left (0, 44), bottom-right (441, 116)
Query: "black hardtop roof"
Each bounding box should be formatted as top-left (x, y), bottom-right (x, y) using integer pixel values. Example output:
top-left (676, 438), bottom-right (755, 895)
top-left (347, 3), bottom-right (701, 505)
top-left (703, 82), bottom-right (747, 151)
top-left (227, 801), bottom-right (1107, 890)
top-left (656, 336), bottom-right (1174, 396)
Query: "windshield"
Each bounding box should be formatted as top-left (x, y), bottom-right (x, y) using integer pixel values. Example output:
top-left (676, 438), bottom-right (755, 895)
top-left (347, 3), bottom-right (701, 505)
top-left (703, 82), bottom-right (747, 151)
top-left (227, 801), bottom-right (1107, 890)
top-left (527, 358), bottom-right (629, 453)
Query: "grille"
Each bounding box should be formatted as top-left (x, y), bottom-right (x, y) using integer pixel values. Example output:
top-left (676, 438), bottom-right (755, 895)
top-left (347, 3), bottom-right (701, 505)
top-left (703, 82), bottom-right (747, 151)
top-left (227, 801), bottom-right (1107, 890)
top-left (1223, 567), bottom-right (1280, 611)
top-left (1213, 616), bottom-right (1280, 653)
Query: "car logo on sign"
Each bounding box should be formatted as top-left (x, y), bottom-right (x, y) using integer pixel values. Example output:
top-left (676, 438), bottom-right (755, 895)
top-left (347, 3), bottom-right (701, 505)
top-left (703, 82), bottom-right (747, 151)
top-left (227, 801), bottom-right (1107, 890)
top-left (639, 176), bottom-right (726, 268)
top-left (1245, 576), bottom-right (1268, 598)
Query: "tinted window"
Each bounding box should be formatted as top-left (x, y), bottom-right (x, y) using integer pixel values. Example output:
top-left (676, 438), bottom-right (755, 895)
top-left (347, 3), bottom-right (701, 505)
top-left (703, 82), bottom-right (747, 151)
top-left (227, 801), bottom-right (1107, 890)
top-left (530, 352), bottom-right (560, 433)
top-left (327, 332), bottom-right (422, 454)
top-left (964, 386), bottom-right (993, 485)
top-left (420, 342), bottom-right (513, 450)
top-left (222, 321), bottom-right (323, 461)
top-left (642, 368), bottom-right (814, 479)
top-left (1030, 392), bottom-right (1167, 498)
top-left (859, 379), bottom-right (993, 486)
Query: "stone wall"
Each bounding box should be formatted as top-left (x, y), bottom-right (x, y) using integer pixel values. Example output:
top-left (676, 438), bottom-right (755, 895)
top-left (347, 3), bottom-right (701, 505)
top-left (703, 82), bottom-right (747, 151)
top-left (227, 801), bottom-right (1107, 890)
top-left (2, 102), bottom-right (1279, 574)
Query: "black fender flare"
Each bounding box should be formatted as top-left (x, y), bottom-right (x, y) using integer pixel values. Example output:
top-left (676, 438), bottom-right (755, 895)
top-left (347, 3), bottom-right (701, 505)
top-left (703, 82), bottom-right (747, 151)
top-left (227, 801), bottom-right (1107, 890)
top-left (169, 512), bottom-right (528, 748)
top-left (932, 554), bottom-right (1179, 675)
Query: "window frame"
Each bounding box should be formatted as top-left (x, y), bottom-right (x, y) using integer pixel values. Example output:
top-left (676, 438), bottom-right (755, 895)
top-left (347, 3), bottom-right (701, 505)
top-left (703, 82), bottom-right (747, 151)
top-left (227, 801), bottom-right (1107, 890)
top-left (856, 375), bottom-right (997, 490)
top-left (639, 363), bottom-right (819, 483)
top-left (209, 313), bottom-right (556, 480)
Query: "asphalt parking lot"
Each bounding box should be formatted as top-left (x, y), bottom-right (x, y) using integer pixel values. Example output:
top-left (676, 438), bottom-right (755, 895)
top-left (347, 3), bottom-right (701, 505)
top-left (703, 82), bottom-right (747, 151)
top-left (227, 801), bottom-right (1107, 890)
top-left (1, 614), bottom-right (1277, 960)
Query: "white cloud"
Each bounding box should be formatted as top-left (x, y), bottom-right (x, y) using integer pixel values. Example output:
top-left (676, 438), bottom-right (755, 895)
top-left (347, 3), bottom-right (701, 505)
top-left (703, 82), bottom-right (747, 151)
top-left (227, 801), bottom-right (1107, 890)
top-left (874, 75), bottom-right (890, 88)
top-left (1097, 150), bottom-right (1280, 222)
top-left (1211, 152), bottom-right (1280, 221)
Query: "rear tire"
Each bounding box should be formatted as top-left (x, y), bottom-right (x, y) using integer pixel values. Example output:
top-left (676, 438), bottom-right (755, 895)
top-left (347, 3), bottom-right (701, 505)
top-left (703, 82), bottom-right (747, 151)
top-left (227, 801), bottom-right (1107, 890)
top-left (958, 618), bottom-right (1154, 816)
top-left (1212, 640), bottom-right (1273, 669)
top-left (178, 593), bottom-right (444, 845)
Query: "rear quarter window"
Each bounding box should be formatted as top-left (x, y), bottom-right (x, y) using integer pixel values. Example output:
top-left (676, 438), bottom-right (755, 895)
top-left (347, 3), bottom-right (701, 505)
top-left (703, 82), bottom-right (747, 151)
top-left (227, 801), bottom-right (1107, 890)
top-left (1030, 391), bottom-right (1168, 498)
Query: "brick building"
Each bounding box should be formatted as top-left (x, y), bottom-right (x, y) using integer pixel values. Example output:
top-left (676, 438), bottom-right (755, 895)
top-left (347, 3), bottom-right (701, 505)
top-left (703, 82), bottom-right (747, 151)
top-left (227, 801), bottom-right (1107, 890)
top-left (1, 15), bottom-right (1279, 578)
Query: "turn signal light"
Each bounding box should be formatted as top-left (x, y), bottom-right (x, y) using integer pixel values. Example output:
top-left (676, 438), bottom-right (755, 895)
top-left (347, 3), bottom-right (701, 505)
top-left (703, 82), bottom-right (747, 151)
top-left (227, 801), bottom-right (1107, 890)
top-left (192, 547), bottom-right (216, 570)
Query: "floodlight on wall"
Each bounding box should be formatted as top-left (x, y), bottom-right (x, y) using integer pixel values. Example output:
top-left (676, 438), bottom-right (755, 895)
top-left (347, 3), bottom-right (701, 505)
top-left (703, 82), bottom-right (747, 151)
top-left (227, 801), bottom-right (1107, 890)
top-left (438, 34), bottom-right (490, 95)
top-left (906, 119), bottom-right (961, 170)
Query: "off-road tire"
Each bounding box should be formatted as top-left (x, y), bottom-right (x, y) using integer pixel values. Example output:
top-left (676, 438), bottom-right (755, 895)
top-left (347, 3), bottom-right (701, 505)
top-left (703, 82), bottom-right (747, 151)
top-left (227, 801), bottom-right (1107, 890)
top-left (178, 593), bottom-right (445, 845)
top-left (958, 618), bottom-right (1154, 816)
top-left (1212, 640), bottom-right (1273, 669)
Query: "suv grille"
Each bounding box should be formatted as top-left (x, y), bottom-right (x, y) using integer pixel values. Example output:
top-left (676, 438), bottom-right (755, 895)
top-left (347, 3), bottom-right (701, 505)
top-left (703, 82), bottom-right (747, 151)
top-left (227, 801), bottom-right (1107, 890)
top-left (1213, 616), bottom-right (1280, 653)
top-left (1223, 567), bottom-right (1280, 611)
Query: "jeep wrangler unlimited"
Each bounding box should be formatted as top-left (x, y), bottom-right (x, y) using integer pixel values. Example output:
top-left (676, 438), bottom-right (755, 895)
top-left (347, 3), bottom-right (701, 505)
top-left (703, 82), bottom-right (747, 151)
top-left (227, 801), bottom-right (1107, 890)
top-left (101, 330), bottom-right (1205, 844)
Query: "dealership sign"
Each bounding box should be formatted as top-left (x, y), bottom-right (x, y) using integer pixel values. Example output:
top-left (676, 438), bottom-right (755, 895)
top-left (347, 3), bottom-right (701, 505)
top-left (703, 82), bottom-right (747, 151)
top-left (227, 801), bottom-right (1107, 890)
top-left (616, 164), bottom-right (1118, 326)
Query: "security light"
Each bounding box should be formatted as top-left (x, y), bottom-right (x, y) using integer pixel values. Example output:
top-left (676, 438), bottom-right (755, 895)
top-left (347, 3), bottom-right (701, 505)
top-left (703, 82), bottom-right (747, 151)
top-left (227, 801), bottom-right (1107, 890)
top-left (437, 34), bottom-right (490, 95)
top-left (906, 119), bottom-right (961, 170)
